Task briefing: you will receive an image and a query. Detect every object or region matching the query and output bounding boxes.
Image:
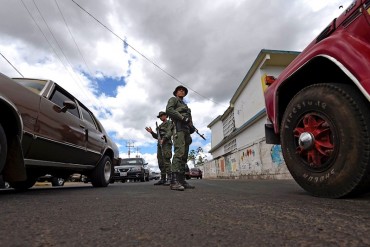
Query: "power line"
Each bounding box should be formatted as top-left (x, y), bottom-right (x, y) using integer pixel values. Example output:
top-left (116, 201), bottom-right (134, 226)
top-left (20, 0), bottom-right (101, 108)
top-left (54, 0), bottom-right (94, 76)
top-left (70, 0), bottom-right (224, 106)
top-left (0, 52), bottom-right (24, 77)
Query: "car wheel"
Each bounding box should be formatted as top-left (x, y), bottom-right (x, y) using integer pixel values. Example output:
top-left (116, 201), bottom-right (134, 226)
top-left (51, 177), bottom-right (65, 187)
top-left (9, 176), bottom-right (37, 191)
top-left (0, 124), bottom-right (7, 173)
top-left (90, 155), bottom-right (112, 187)
top-left (186, 175), bottom-right (191, 180)
top-left (281, 83), bottom-right (370, 198)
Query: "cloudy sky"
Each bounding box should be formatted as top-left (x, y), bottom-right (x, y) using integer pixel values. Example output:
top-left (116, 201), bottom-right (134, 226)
top-left (0, 0), bottom-right (352, 170)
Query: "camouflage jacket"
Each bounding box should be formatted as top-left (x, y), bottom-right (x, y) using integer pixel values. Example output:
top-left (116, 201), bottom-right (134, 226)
top-left (151, 120), bottom-right (173, 144)
top-left (166, 96), bottom-right (192, 132)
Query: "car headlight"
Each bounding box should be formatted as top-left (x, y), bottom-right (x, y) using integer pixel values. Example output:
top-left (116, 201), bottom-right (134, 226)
top-left (130, 167), bottom-right (141, 172)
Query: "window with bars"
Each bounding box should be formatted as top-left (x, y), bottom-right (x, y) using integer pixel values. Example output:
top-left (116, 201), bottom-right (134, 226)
top-left (224, 139), bottom-right (236, 153)
top-left (223, 111), bottom-right (235, 137)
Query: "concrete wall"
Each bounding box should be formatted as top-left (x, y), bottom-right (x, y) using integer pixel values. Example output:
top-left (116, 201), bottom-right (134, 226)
top-left (210, 120), bottom-right (223, 151)
top-left (233, 72), bottom-right (265, 128)
top-left (202, 138), bottom-right (292, 180)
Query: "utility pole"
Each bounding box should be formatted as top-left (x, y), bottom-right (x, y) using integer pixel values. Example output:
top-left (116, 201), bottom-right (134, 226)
top-left (135, 147), bottom-right (140, 158)
top-left (126, 140), bottom-right (135, 158)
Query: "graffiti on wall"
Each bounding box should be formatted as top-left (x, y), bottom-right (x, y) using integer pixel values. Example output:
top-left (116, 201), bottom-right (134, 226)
top-left (271, 145), bottom-right (284, 166)
top-left (219, 158), bottom-right (225, 172)
top-left (239, 145), bottom-right (261, 171)
top-left (225, 155), bottom-right (238, 172)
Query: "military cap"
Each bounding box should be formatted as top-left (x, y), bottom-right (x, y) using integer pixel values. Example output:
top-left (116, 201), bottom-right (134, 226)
top-left (173, 85), bottom-right (188, 96)
top-left (157, 111), bottom-right (167, 118)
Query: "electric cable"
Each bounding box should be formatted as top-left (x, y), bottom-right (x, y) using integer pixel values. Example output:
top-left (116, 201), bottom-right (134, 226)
top-left (54, 0), bottom-right (94, 76)
top-left (0, 52), bottom-right (24, 77)
top-left (71, 0), bottom-right (226, 107)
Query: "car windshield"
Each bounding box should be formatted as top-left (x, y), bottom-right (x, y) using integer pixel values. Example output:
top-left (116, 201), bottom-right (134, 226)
top-left (121, 158), bottom-right (144, 165)
top-left (12, 78), bottom-right (47, 94)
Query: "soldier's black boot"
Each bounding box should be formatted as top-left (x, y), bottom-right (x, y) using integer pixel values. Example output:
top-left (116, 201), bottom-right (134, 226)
top-left (154, 174), bottom-right (166, 185)
top-left (163, 173), bottom-right (171, 186)
top-left (170, 172), bottom-right (184, 191)
top-left (179, 172), bottom-right (195, 189)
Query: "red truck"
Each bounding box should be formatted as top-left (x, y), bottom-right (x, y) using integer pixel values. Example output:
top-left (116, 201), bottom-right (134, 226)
top-left (263, 0), bottom-right (370, 198)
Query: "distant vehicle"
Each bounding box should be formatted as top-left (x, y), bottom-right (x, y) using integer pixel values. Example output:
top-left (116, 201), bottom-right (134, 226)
top-left (149, 171), bottom-right (160, 180)
top-left (68, 173), bottom-right (87, 183)
top-left (0, 74), bottom-right (120, 190)
top-left (37, 174), bottom-right (65, 187)
top-left (263, 0), bottom-right (370, 198)
top-left (189, 168), bottom-right (202, 179)
top-left (185, 164), bottom-right (190, 180)
top-left (111, 157), bottom-right (150, 182)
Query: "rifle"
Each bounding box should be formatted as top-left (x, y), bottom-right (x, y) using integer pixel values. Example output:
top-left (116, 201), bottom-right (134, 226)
top-left (190, 124), bottom-right (206, 140)
top-left (156, 122), bottom-right (166, 167)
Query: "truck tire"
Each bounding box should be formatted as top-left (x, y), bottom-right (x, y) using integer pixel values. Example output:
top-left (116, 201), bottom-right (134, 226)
top-left (90, 155), bottom-right (112, 187)
top-left (281, 83), bottom-right (370, 198)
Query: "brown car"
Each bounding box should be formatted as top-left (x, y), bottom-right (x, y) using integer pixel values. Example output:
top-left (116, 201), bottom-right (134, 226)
top-left (189, 168), bottom-right (202, 179)
top-left (0, 73), bottom-right (120, 190)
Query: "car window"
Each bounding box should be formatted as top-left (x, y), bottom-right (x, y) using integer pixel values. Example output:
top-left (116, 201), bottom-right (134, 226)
top-left (80, 105), bottom-right (98, 130)
top-left (121, 158), bottom-right (144, 165)
top-left (13, 78), bottom-right (47, 94)
top-left (50, 88), bottom-right (79, 118)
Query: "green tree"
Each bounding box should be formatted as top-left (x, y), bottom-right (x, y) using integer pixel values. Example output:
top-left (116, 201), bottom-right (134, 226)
top-left (188, 149), bottom-right (196, 166)
top-left (188, 147), bottom-right (208, 167)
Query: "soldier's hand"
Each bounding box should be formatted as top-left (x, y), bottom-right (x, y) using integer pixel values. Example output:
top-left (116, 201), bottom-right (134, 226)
top-left (145, 127), bottom-right (153, 133)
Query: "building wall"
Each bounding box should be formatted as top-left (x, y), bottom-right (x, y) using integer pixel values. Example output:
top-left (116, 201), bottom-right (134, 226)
top-left (233, 72), bottom-right (265, 128)
top-left (206, 50), bottom-right (299, 180)
top-left (236, 116), bottom-right (265, 150)
top-left (210, 121), bottom-right (223, 149)
top-left (202, 138), bottom-right (292, 180)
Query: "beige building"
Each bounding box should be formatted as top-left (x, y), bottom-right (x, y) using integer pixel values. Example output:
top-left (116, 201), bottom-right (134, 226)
top-left (203, 49), bottom-right (299, 179)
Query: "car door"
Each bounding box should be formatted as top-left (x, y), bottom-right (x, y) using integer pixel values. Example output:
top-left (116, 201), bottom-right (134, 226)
top-left (27, 84), bottom-right (86, 165)
top-left (78, 103), bottom-right (106, 166)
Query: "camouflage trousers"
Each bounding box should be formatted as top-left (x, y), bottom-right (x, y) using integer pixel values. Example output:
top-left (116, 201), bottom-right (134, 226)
top-left (172, 131), bottom-right (192, 173)
top-left (157, 142), bottom-right (172, 174)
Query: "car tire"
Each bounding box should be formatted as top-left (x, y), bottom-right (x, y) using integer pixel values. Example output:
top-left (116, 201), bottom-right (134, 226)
top-left (51, 177), bottom-right (65, 187)
top-left (281, 83), bottom-right (370, 198)
top-left (0, 124), bottom-right (7, 173)
top-left (140, 173), bottom-right (145, 182)
top-left (90, 155), bottom-right (112, 187)
top-left (9, 176), bottom-right (37, 191)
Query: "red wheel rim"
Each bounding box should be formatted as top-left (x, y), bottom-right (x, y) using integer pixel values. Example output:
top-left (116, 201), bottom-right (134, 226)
top-left (294, 113), bottom-right (334, 169)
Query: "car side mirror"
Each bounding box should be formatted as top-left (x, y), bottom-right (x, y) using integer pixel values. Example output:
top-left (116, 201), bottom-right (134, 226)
top-left (60, 100), bottom-right (76, 113)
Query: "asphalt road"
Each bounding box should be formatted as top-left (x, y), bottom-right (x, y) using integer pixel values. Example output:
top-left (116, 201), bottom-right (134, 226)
top-left (1, 179), bottom-right (369, 247)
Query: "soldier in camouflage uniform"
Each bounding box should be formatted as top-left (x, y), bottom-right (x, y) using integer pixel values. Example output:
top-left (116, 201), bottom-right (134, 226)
top-left (145, 111), bottom-right (173, 186)
top-left (166, 85), bottom-right (195, 191)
